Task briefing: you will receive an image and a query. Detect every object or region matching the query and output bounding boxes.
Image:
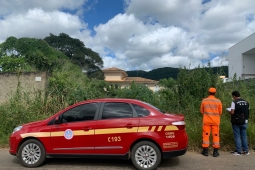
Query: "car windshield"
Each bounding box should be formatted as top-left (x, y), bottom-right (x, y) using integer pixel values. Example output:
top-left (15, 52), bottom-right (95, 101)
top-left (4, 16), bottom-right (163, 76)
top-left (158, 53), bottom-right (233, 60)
top-left (142, 101), bottom-right (165, 114)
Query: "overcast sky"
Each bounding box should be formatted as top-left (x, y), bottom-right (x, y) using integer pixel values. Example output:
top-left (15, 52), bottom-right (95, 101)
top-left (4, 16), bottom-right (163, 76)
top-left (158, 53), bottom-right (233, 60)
top-left (1, 0), bottom-right (255, 71)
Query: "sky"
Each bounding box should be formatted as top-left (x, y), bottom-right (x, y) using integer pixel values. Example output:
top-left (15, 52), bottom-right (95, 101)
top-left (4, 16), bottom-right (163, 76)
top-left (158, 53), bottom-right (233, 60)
top-left (1, 0), bottom-right (255, 71)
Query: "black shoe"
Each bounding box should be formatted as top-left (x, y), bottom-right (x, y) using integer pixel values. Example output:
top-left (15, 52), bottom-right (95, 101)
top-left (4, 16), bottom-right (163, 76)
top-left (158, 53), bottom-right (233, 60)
top-left (230, 150), bottom-right (238, 154)
top-left (232, 152), bottom-right (243, 156)
top-left (201, 148), bottom-right (208, 156)
top-left (213, 148), bottom-right (219, 157)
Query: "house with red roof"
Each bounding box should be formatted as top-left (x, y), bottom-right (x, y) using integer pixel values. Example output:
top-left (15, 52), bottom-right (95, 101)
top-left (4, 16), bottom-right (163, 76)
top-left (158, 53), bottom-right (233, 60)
top-left (102, 67), bottom-right (159, 91)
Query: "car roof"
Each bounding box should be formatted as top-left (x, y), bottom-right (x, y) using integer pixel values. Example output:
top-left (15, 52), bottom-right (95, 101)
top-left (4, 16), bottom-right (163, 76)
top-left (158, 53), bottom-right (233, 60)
top-left (81, 98), bottom-right (143, 104)
top-left (49, 98), bottom-right (162, 120)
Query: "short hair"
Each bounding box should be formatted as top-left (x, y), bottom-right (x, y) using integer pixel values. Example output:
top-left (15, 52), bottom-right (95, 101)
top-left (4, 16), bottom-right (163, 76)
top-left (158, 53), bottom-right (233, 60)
top-left (209, 92), bottom-right (215, 95)
top-left (231, 91), bottom-right (240, 97)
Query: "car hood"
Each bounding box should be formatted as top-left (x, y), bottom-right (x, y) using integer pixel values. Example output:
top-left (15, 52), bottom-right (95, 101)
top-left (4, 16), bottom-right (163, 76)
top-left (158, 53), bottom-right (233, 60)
top-left (22, 118), bottom-right (48, 127)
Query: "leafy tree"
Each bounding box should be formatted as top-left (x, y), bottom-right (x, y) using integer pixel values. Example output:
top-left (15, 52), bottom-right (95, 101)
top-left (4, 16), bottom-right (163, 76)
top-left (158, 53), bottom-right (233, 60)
top-left (175, 65), bottom-right (219, 110)
top-left (44, 33), bottom-right (104, 79)
top-left (0, 37), bottom-right (67, 72)
top-left (159, 77), bottom-right (176, 89)
top-left (116, 82), bottom-right (156, 105)
top-left (126, 66), bottom-right (228, 81)
top-left (177, 65), bottom-right (218, 99)
top-left (0, 55), bottom-right (26, 72)
top-left (48, 61), bottom-right (110, 105)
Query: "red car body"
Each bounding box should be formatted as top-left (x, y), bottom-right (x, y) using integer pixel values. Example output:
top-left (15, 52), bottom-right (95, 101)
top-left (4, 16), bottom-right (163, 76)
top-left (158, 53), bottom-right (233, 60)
top-left (9, 98), bottom-right (188, 169)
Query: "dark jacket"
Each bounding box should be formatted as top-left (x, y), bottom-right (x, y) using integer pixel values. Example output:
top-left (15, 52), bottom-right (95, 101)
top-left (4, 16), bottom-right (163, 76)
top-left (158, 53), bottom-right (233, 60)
top-left (231, 98), bottom-right (249, 125)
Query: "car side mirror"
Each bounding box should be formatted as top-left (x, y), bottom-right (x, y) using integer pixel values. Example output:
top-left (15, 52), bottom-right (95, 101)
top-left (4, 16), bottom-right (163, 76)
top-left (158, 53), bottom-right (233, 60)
top-left (54, 116), bottom-right (61, 124)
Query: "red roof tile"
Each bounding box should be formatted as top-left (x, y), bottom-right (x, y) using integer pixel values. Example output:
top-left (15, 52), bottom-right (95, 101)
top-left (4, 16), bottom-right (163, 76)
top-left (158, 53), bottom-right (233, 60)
top-left (106, 77), bottom-right (158, 83)
top-left (102, 67), bottom-right (128, 76)
top-left (103, 67), bottom-right (158, 83)
top-left (103, 67), bottom-right (125, 71)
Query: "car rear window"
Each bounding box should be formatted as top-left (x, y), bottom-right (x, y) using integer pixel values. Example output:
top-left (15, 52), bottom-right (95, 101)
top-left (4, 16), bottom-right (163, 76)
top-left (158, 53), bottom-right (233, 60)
top-left (102, 102), bottom-right (133, 119)
top-left (141, 102), bottom-right (165, 114)
top-left (132, 104), bottom-right (150, 117)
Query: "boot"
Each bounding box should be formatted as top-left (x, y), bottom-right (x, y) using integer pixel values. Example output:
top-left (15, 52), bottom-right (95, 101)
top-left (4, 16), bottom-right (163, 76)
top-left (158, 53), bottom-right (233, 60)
top-left (201, 148), bottom-right (208, 156)
top-left (213, 148), bottom-right (219, 157)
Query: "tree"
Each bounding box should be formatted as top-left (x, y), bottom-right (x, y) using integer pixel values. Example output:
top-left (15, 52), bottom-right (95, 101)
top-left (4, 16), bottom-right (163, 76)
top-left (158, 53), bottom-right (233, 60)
top-left (44, 33), bottom-right (104, 79)
top-left (0, 55), bottom-right (26, 72)
top-left (0, 37), bottom-right (67, 72)
top-left (159, 77), bottom-right (176, 89)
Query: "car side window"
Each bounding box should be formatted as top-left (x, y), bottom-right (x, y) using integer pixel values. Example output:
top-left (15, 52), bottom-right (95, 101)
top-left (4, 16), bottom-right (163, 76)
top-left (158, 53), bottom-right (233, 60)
top-left (62, 103), bottom-right (98, 123)
top-left (102, 102), bottom-right (133, 119)
top-left (132, 104), bottom-right (150, 117)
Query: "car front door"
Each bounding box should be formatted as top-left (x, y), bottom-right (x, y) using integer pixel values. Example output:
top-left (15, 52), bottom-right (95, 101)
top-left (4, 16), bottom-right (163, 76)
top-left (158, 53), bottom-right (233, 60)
top-left (50, 103), bottom-right (99, 154)
top-left (94, 102), bottom-right (139, 155)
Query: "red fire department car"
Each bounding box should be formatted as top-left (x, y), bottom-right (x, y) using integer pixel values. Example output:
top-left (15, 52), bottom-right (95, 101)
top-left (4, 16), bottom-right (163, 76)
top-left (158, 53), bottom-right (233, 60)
top-left (9, 98), bottom-right (188, 170)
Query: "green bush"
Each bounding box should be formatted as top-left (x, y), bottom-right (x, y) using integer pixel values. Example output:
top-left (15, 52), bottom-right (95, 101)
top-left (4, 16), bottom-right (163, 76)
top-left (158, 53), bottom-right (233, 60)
top-left (116, 82), bottom-right (157, 105)
top-left (0, 65), bottom-right (254, 152)
top-left (0, 89), bottom-right (48, 144)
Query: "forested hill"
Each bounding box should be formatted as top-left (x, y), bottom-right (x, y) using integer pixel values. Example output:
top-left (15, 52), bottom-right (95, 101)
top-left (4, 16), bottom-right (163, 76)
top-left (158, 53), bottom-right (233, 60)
top-left (126, 66), bottom-right (228, 81)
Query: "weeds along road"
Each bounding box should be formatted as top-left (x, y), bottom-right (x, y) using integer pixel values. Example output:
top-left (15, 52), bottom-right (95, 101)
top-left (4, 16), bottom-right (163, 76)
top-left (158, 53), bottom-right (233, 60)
top-left (0, 148), bottom-right (254, 170)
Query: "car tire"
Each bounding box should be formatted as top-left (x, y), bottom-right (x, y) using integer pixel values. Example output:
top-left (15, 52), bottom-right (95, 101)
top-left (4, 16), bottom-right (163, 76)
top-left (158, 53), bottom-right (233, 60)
top-left (18, 139), bottom-right (46, 168)
top-left (131, 141), bottom-right (161, 170)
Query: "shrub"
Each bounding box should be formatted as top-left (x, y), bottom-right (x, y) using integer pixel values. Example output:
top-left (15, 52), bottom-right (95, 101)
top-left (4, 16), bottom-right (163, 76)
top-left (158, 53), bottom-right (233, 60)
top-left (0, 65), bottom-right (254, 151)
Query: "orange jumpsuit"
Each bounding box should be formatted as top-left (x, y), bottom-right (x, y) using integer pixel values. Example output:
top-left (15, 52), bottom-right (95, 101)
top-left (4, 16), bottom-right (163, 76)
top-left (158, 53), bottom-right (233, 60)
top-left (200, 95), bottom-right (222, 148)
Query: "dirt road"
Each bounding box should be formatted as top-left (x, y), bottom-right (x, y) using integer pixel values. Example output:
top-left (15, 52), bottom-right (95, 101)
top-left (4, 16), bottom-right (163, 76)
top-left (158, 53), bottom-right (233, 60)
top-left (0, 148), bottom-right (254, 170)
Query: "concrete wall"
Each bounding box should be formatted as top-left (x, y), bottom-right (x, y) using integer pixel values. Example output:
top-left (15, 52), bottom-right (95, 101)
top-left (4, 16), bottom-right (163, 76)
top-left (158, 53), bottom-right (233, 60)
top-left (243, 54), bottom-right (255, 79)
top-left (0, 72), bottom-right (48, 103)
top-left (227, 32), bottom-right (255, 79)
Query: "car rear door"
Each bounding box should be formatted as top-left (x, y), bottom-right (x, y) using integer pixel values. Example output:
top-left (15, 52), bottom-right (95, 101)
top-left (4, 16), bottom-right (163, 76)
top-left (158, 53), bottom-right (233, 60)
top-left (94, 102), bottom-right (139, 155)
top-left (50, 103), bottom-right (99, 154)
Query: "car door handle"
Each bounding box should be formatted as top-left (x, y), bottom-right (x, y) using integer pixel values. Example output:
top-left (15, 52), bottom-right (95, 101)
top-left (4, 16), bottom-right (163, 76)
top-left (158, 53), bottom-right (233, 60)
top-left (126, 124), bottom-right (134, 129)
top-left (82, 127), bottom-right (92, 131)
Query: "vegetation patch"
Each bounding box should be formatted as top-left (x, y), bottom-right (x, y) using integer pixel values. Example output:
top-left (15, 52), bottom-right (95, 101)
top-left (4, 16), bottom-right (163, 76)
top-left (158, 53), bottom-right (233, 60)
top-left (0, 65), bottom-right (254, 151)
top-left (0, 34), bottom-right (254, 152)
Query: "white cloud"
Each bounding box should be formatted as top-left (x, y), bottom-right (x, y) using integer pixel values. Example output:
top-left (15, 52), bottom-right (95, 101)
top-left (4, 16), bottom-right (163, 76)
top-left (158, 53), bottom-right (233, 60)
top-left (0, 8), bottom-right (90, 43)
top-left (150, 54), bottom-right (203, 69)
top-left (197, 0), bottom-right (255, 52)
top-left (0, 0), bottom-right (87, 16)
top-left (87, 13), bottom-right (209, 70)
top-left (125, 0), bottom-right (202, 28)
top-left (1, 0), bottom-right (255, 72)
top-left (210, 56), bottom-right (228, 67)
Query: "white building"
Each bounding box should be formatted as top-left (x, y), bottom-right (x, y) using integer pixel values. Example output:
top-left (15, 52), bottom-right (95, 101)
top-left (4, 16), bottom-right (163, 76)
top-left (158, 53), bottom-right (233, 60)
top-left (226, 32), bottom-right (255, 80)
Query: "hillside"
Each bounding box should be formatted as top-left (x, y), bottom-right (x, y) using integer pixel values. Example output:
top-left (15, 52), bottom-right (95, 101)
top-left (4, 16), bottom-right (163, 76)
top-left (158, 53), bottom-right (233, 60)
top-left (126, 66), bottom-right (228, 81)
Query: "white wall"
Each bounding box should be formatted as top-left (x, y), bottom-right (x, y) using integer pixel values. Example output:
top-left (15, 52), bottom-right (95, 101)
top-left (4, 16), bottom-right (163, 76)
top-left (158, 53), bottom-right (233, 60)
top-left (226, 33), bottom-right (255, 79)
top-left (243, 54), bottom-right (255, 79)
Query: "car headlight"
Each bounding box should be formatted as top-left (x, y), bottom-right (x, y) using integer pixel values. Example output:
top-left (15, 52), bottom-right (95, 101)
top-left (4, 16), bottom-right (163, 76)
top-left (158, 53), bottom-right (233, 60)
top-left (13, 126), bottom-right (23, 134)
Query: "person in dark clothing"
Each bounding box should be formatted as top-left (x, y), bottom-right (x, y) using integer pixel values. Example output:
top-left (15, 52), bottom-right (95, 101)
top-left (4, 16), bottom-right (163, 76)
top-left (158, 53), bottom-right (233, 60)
top-left (227, 91), bottom-right (250, 155)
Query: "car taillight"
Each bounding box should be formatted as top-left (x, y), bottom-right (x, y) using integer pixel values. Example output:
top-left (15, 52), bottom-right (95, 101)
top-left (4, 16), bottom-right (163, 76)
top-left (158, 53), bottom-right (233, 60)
top-left (172, 121), bottom-right (186, 130)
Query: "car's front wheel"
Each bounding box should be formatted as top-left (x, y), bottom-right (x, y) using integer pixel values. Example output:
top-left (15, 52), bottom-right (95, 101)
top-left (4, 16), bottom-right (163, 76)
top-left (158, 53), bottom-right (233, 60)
top-left (18, 139), bottom-right (46, 168)
top-left (131, 141), bottom-right (161, 170)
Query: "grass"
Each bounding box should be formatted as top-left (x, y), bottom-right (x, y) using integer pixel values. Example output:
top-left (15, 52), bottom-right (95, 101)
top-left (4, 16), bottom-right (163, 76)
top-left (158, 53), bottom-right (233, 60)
top-left (1, 67), bottom-right (254, 152)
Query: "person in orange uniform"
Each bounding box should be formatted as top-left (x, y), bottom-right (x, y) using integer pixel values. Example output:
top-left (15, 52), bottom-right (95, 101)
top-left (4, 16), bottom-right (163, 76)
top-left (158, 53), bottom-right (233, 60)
top-left (200, 87), bottom-right (222, 157)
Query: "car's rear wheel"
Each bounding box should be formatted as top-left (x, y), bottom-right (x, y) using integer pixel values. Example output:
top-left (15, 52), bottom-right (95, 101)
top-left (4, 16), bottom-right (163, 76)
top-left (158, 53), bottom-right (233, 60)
top-left (18, 139), bottom-right (46, 168)
top-left (131, 141), bottom-right (161, 170)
